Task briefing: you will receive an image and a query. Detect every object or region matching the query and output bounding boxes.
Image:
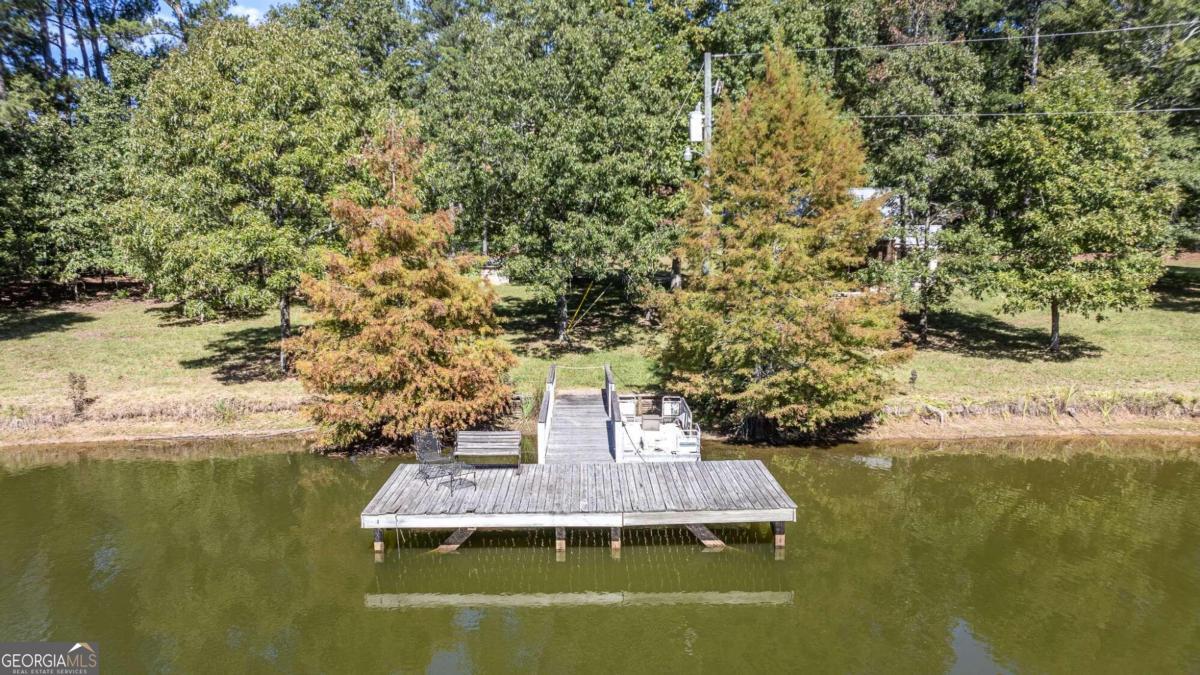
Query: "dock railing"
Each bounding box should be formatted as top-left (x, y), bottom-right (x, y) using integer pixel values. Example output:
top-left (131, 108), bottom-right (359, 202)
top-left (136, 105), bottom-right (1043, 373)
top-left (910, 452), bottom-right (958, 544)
top-left (663, 396), bottom-right (702, 453)
top-left (536, 365), bottom-right (557, 464)
top-left (603, 365), bottom-right (621, 461)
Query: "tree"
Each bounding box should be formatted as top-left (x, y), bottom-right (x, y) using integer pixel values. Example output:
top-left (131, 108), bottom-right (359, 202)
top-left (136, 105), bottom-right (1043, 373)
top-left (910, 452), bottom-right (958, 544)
top-left (421, 0), bottom-right (692, 340)
top-left (43, 54), bottom-right (149, 290)
top-left (273, 0), bottom-right (423, 104)
top-left (657, 45), bottom-right (907, 440)
top-left (287, 117), bottom-right (516, 450)
top-left (859, 43), bottom-right (991, 343)
top-left (118, 20), bottom-right (375, 369)
top-left (978, 54), bottom-right (1178, 353)
top-left (0, 102), bottom-right (68, 281)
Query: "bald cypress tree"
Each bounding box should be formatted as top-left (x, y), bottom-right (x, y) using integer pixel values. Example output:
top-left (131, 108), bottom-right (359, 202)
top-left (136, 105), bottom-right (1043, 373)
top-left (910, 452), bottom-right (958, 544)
top-left (658, 45), bottom-right (907, 440)
top-left (288, 118), bottom-right (516, 449)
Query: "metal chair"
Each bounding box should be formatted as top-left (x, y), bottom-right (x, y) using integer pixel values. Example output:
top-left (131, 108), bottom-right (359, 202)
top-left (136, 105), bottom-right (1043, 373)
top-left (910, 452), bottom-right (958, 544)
top-left (413, 430), bottom-right (475, 492)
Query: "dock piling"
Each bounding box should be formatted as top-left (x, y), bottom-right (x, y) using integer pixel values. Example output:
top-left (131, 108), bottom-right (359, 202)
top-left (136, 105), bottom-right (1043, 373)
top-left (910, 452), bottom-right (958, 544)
top-left (772, 521), bottom-right (786, 549)
top-left (373, 528), bottom-right (385, 562)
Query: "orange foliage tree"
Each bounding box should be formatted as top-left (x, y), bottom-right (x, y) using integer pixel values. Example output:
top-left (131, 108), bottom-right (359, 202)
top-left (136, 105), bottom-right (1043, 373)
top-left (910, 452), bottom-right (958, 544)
top-left (288, 117), bottom-right (516, 449)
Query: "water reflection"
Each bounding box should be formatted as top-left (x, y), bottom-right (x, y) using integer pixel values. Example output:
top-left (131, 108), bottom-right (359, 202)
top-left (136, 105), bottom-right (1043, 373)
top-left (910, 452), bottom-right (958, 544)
top-left (366, 591), bottom-right (795, 608)
top-left (0, 437), bottom-right (1197, 672)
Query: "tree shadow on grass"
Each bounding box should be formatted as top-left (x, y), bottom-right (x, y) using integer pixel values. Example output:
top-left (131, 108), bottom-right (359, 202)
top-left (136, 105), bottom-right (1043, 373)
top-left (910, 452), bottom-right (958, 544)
top-left (0, 309), bottom-right (95, 341)
top-left (144, 303), bottom-right (267, 328)
top-left (922, 310), bottom-right (1102, 362)
top-left (179, 326), bottom-right (285, 384)
top-left (1153, 264), bottom-right (1200, 313)
top-left (495, 285), bottom-right (647, 358)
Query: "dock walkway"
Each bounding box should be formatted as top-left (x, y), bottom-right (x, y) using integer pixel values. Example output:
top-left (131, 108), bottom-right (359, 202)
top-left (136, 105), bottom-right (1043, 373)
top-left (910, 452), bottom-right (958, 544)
top-left (543, 391), bottom-right (613, 464)
top-left (361, 460), bottom-right (796, 529)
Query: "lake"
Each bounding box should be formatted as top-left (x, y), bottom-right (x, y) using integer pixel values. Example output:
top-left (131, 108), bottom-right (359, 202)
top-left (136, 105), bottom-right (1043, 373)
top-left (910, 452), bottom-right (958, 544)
top-left (1, 437), bottom-right (1198, 673)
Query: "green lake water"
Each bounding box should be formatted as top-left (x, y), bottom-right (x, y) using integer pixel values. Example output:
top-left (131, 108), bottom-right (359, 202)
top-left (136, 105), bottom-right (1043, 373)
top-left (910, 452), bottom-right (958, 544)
top-left (1, 437), bottom-right (1198, 673)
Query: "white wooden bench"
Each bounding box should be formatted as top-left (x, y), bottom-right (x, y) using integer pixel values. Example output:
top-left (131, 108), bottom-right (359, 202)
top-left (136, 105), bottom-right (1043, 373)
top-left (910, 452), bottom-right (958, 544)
top-left (453, 431), bottom-right (523, 473)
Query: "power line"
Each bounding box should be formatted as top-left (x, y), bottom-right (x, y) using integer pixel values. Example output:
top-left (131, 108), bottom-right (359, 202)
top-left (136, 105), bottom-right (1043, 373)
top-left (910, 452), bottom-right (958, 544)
top-left (852, 107), bottom-right (1200, 119)
top-left (670, 67), bottom-right (704, 122)
top-left (713, 20), bottom-right (1199, 59)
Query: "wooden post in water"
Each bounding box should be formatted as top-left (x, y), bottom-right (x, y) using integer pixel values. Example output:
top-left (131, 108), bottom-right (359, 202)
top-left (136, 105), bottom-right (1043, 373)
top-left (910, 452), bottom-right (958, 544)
top-left (772, 521), bottom-right (785, 549)
top-left (555, 526), bottom-right (567, 562)
top-left (373, 528), bottom-right (385, 562)
top-left (610, 527), bottom-right (621, 559)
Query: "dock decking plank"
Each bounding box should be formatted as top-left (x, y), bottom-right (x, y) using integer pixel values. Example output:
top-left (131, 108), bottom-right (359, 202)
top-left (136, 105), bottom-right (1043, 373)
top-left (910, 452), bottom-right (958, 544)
top-left (384, 464), bottom-right (427, 513)
top-left (742, 461), bottom-right (785, 510)
top-left (723, 461), bottom-right (763, 510)
top-left (712, 462), bottom-right (748, 509)
top-left (730, 461), bottom-right (766, 510)
top-left (697, 461), bottom-right (733, 511)
top-left (751, 461), bottom-right (797, 509)
top-left (740, 461), bottom-right (782, 510)
top-left (674, 463), bottom-right (702, 511)
top-left (672, 463), bottom-right (702, 511)
top-left (363, 467), bottom-right (399, 514)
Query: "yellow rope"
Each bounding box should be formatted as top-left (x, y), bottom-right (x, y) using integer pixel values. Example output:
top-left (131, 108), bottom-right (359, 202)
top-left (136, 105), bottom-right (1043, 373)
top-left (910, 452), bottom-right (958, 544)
top-left (565, 280), bottom-right (593, 334)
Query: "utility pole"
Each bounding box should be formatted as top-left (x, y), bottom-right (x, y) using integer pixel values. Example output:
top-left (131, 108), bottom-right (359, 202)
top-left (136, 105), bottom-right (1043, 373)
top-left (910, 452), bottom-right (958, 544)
top-left (703, 52), bottom-right (713, 161)
top-left (675, 52), bottom-right (715, 291)
top-left (701, 51), bottom-right (714, 278)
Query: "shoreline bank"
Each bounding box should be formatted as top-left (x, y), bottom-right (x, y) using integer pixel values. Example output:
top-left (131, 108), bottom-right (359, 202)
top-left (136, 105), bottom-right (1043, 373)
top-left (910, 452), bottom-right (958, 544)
top-left (2, 407), bottom-right (1199, 450)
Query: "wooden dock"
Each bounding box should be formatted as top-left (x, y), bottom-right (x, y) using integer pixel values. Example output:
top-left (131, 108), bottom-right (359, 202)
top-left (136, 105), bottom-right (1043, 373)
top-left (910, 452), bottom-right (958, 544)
top-left (362, 460), bottom-right (795, 531)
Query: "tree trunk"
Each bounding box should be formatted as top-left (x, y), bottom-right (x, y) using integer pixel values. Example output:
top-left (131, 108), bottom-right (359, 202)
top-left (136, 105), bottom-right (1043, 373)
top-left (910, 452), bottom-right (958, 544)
top-left (37, 3), bottom-right (54, 78)
top-left (279, 293), bottom-right (292, 372)
top-left (1049, 298), bottom-right (1060, 353)
top-left (918, 301), bottom-right (929, 345)
top-left (1029, 2), bottom-right (1042, 86)
top-left (69, 0), bottom-right (91, 79)
top-left (670, 256), bottom-right (682, 291)
top-left (555, 293), bottom-right (568, 342)
top-left (743, 414), bottom-right (774, 443)
top-left (163, 0), bottom-right (190, 42)
top-left (80, 0), bottom-right (105, 82)
top-left (481, 221), bottom-right (488, 258)
top-left (54, 0), bottom-right (69, 77)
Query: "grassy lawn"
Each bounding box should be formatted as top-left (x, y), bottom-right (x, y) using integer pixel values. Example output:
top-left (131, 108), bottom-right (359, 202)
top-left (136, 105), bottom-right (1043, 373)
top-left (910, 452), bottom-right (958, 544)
top-left (898, 259), bottom-right (1200, 405)
top-left (494, 284), bottom-right (658, 394)
top-left (1, 257), bottom-right (1196, 440)
top-left (0, 299), bottom-right (305, 418)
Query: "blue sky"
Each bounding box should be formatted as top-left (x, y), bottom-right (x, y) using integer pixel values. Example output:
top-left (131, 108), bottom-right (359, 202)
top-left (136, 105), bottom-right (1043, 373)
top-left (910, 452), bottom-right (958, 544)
top-left (53, 0), bottom-right (297, 73)
top-left (223, 0), bottom-right (294, 25)
top-left (143, 0), bottom-right (294, 27)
